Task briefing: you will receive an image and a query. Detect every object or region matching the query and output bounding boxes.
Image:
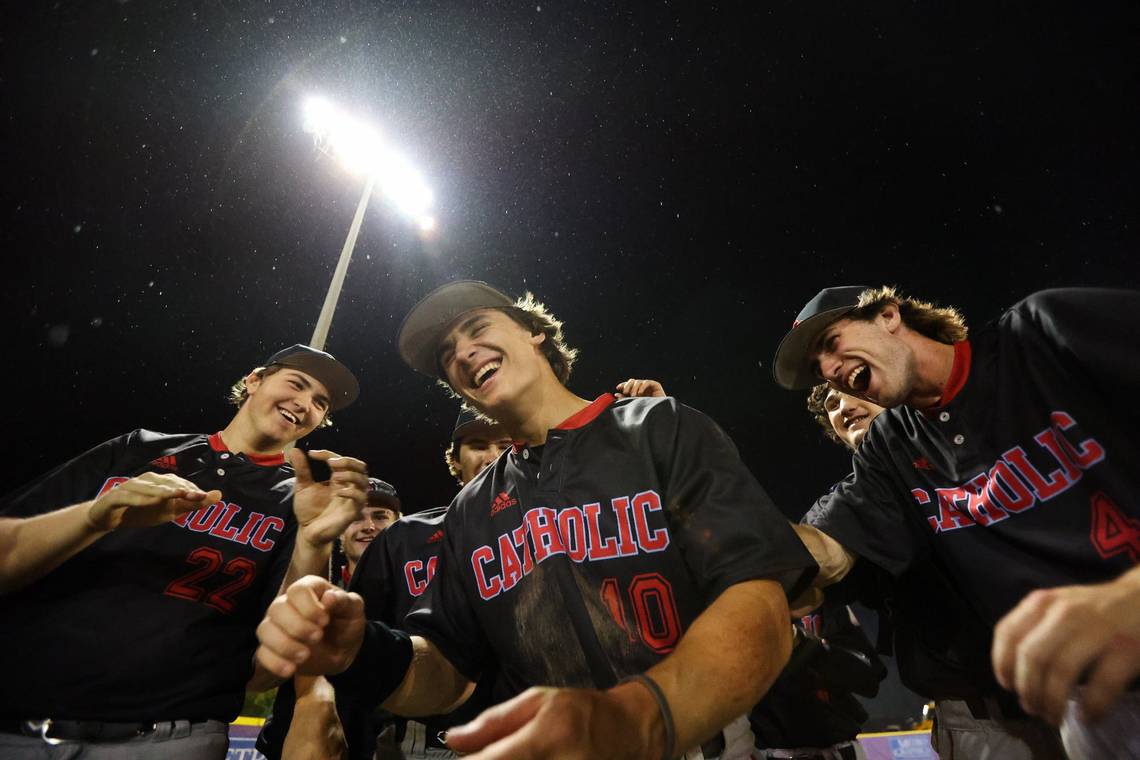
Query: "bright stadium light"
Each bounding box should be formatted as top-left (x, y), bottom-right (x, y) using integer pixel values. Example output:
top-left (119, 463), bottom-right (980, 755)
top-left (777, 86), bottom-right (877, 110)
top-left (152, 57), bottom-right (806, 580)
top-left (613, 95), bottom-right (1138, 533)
top-left (301, 96), bottom-right (436, 349)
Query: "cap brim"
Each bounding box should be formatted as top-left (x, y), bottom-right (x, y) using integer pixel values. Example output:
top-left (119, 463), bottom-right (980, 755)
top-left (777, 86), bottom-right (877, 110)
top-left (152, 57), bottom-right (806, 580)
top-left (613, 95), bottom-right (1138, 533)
top-left (274, 354), bottom-right (360, 411)
top-left (367, 492), bottom-right (402, 510)
top-left (453, 416), bottom-right (506, 442)
top-left (398, 281), bottom-right (514, 377)
top-left (772, 306), bottom-right (855, 390)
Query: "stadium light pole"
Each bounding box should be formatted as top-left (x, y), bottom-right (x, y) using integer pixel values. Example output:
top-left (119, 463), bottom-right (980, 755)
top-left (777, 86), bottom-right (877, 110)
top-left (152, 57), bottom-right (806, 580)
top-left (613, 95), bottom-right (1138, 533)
top-left (302, 97), bottom-right (435, 350)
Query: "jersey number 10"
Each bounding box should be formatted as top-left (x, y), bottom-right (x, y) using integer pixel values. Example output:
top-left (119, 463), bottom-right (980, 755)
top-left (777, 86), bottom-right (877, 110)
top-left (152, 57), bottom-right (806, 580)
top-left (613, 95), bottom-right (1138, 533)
top-left (600, 572), bottom-right (681, 654)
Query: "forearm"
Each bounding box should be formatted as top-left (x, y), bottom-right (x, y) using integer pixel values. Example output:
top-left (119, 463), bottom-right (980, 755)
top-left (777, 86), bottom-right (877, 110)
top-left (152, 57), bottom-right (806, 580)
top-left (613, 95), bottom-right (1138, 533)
top-left (0, 505), bottom-right (107, 594)
top-left (382, 635), bottom-right (475, 716)
top-left (792, 523), bottom-right (857, 586)
top-left (618, 579), bottom-right (794, 756)
top-left (283, 537), bottom-right (333, 589)
top-left (283, 675), bottom-right (347, 760)
top-left (246, 657), bottom-right (286, 692)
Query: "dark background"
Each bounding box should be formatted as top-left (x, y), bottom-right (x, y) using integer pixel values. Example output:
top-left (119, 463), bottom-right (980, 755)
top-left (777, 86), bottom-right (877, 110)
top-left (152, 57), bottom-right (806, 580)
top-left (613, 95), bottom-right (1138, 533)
top-left (4, 0), bottom-right (1139, 721)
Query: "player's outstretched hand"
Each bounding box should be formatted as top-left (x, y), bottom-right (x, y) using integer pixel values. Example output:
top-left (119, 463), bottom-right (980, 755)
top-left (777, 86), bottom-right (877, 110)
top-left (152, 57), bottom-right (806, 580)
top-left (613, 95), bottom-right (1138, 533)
top-left (615, 378), bottom-right (666, 399)
top-left (87, 471), bottom-right (220, 531)
top-left (445, 684), bottom-right (662, 760)
top-left (256, 575), bottom-right (366, 679)
top-left (992, 568), bottom-right (1140, 726)
top-left (290, 449), bottom-right (369, 548)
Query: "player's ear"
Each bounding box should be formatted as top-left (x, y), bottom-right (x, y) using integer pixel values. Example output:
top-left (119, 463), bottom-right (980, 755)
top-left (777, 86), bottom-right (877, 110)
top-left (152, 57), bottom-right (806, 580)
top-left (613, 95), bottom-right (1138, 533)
top-left (879, 304), bottom-right (902, 333)
top-left (244, 368), bottom-right (265, 396)
top-left (528, 331), bottom-right (546, 347)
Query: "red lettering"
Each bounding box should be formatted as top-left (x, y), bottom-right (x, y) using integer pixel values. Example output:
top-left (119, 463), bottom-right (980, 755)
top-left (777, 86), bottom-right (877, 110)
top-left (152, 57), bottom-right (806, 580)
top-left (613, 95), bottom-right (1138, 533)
top-left (95, 477), bottom-right (129, 500)
top-left (250, 516), bottom-right (285, 551)
top-left (472, 546), bottom-right (502, 600)
top-left (511, 524), bottom-right (535, 575)
top-left (208, 503), bottom-right (243, 541)
top-left (962, 474), bottom-right (1010, 527)
top-left (931, 488), bottom-right (976, 533)
top-left (1051, 411), bottom-right (1106, 469)
top-left (610, 497), bottom-right (638, 556)
top-left (498, 533), bottom-right (524, 591)
top-left (233, 512), bottom-right (265, 545)
top-left (631, 491), bottom-right (669, 552)
top-left (1034, 429), bottom-right (1083, 484)
top-left (1004, 446), bottom-right (1074, 502)
top-left (187, 502), bottom-right (224, 533)
top-left (584, 502), bottom-right (619, 560)
top-left (558, 507), bottom-right (588, 562)
top-left (526, 507), bottom-right (566, 563)
top-left (404, 560), bottom-right (427, 596)
top-left (985, 460), bottom-right (1036, 513)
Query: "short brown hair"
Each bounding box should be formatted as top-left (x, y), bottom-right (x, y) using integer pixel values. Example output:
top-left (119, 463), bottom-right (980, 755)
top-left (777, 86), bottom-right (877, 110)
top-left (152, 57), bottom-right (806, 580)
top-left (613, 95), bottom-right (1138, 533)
top-left (228, 365), bottom-right (333, 429)
top-left (436, 292), bottom-right (579, 398)
top-left (444, 441), bottom-right (463, 485)
top-left (806, 383), bottom-right (841, 444)
top-left (848, 286), bottom-right (968, 344)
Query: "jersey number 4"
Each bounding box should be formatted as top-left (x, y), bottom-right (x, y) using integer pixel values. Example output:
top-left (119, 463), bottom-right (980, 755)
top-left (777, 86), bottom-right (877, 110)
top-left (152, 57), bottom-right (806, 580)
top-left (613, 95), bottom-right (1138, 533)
top-left (1090, 492), bottom-right (1140, 564)
top-left (165, 547), bottom-right (258, 613)
top-left (601, 573), bottom-right (681, 654)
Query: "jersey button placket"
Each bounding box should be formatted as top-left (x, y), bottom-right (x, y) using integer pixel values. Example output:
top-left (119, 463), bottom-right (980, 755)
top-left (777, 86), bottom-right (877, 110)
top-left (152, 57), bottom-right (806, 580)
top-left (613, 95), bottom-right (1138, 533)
top-left (216, 468), bottom-right (226, 476)
top-left (952, 434), bottom-right (965, 445)
top-left (938, 411), bottom-right (950, 422)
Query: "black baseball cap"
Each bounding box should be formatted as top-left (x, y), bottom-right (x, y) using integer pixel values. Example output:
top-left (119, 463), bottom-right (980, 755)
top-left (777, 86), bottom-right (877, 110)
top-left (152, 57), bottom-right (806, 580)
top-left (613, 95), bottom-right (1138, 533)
top-left (772, 286), bottom-right (870, 390)
top-left (397, 281), bottom-right (515, 378)
top-left (264, 344), bottom-right (360, 411)
top-left (367, 478), bottom-right (401, 511)
top-left (451, 407), bottom-right (504, 443)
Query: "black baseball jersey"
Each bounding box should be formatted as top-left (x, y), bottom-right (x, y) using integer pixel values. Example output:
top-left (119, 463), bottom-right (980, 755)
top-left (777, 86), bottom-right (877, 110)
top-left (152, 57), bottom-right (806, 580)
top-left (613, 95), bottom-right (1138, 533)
top-left (404, 394), bottom-right (817, 694)
top-left (341, 506), bottom-right (498, 757)
top-left (352, 505), bottom-right (449, 625)
top-left (0, 430), bottom-right (296, 722)
top-left (807, 288), bottom-right (1140, 626)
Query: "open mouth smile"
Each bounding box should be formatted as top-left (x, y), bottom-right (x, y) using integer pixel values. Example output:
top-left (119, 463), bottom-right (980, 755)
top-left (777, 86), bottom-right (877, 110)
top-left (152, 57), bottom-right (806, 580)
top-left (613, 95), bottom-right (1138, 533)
top-left (847, 364), bottom-right (870, 393)
top-left (278, 408), bottom-right (299, 426)
top-left (472, 360), bottom-right (502, 389)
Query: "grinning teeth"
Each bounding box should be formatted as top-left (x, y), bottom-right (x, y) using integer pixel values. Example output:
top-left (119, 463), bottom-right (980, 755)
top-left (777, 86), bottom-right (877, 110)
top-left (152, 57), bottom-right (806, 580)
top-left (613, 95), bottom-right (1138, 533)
top-left (474, 361), bottom-right (502, 388)
top-left (847, 364), bottom-right (868, 389)
top-left (280, 409), bottom-right (297, 424)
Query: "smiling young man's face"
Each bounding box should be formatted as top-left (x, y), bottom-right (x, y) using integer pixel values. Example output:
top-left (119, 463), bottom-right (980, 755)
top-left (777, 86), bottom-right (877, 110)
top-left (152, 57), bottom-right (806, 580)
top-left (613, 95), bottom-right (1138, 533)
top-left (811, 305), bottom-right (916, 409)
top-left (340, 505), bottom-right (399, 565)
top-left (823, 388), bottom-right (886, 450)
top-left (243, 368), bottom-right (330, 446)
top-left (436, 308), bottom-right (548, 415)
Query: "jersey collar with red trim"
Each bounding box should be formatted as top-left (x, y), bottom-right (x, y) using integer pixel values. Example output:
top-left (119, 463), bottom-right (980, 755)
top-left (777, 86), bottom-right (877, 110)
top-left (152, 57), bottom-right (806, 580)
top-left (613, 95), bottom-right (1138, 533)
top-left (511, 393), bottom-right (617, 452)
top-left (208, 431), bottom-right (287, 467)
top-left (925, 340), bottom-right (972, 414)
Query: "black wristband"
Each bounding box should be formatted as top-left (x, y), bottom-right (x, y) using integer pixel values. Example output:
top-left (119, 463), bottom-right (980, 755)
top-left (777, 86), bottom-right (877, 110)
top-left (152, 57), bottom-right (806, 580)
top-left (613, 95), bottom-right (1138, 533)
top-left (620, 673), bottom-right (675, 760)
top-left (328, 620), bottom-right (413, 709)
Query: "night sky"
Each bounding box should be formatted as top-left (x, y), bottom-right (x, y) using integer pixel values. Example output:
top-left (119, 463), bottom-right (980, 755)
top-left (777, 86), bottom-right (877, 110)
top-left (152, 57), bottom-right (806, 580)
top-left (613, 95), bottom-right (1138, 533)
top-left (6, 2), bottom-right (1139, 518)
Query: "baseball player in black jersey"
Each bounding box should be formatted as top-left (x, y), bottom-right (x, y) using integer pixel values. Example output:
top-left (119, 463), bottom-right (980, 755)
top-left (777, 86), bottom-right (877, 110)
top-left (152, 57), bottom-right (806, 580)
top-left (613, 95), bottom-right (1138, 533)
top-left (256, 280), bottom-right (817, 760)
top-left (260, 477), bottom-right (403, 760)
top-left (260, 413), bottom-right (512, 760)
top-left (774, 285), bottom-right (1140, 758)
top-left (805, 384), bottom-right (1066, 758)
top-left (339, 409), bottom-right (513, 760)
top-left (0, 344), bottom-right (369, 759)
